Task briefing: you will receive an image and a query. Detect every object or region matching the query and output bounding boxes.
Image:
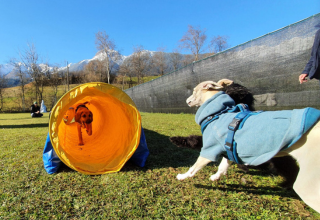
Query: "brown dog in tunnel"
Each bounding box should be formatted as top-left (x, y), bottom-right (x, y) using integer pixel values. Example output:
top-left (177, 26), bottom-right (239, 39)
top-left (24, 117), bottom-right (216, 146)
top-left (63, 101), bottom-right (93, 146)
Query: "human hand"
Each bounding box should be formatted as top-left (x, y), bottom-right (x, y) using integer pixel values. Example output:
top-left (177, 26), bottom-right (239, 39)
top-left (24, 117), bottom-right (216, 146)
top-left (299, 74), bottom-right (308, 84)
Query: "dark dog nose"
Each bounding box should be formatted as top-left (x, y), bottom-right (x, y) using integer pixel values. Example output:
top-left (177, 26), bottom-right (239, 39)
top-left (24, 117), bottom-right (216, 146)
top-left (86, 119), bottom-right (92, 124)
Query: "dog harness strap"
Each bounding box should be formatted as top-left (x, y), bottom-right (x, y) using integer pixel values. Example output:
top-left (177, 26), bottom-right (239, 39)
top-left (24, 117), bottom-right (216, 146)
top-left (228, 103), bottom-right (249, 113)
top-left (224, 104), bottom-right (263, 164)
top-left (224, 111), bottom-right (251, 164)
top-left (200, 103), bottom-right (263, 164)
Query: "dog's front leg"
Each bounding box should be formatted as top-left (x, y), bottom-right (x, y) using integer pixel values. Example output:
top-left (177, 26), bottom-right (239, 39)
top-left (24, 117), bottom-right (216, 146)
top-left (210, 157), bottom-right (232, 181)
top-left (77, 123), bottom-right (84, 146)
top-left (177, 156), bottom-right (212, 180)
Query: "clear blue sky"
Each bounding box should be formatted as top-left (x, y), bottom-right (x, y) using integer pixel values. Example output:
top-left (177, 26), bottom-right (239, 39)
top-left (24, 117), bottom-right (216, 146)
top-left (0, 0), bottom-right (319, 66)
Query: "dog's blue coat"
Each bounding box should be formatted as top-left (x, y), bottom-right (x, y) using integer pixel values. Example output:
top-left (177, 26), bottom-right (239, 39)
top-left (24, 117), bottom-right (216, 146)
top-left (196, 91), bottom-right (320, 165)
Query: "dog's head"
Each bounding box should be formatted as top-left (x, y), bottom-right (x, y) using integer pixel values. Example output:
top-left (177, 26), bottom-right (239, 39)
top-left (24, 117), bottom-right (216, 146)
top-left (187, 79), bottom-right (233, 107)
top-left (75, 107), bottom-right (93, 135)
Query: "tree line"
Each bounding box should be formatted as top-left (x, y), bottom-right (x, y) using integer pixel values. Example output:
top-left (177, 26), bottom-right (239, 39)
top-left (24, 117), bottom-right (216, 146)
top-left (90, 26), bottom-right (229, 89)
top-left (0, 25), bottom-right (229, 112)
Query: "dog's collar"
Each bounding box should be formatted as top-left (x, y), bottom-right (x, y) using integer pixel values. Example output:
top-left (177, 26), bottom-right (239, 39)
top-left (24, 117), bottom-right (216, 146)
top-left (200, 104), bottom-right (251, 133)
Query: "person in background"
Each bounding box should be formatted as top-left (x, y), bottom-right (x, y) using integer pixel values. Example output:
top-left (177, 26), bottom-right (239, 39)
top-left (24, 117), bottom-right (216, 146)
top-left (31, 101), bottom-right (43, 118)
top-left (299, 23), bottom-right (320, 84)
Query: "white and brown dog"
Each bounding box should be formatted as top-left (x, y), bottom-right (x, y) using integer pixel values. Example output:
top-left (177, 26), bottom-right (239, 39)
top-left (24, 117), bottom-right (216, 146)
top-left (177, 79), bottom-right (320, 213)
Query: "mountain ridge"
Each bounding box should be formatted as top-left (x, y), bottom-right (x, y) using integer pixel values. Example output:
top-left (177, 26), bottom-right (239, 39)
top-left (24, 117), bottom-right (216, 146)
top-left (0, 50), bottom-right (190, 87)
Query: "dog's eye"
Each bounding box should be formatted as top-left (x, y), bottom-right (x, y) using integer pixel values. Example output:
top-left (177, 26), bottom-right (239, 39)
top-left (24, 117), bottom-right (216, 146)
top-left (82, 115), bottom-right (86, 118)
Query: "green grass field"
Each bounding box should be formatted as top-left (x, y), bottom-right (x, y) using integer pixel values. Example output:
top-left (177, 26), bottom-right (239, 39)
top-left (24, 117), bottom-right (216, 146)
top-left (0, 112), bottom-right (319, 219)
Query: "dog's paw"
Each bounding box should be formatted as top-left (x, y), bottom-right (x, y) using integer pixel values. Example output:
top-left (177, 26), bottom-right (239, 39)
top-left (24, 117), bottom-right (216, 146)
top-left (210, 173), bottom-right (221, 182)
top-left (177, 174), bottom-right (187, 180)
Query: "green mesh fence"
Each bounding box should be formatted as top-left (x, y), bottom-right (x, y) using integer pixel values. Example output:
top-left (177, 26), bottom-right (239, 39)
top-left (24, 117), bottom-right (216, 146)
top-left (126, 13), bottom-right (320, 113)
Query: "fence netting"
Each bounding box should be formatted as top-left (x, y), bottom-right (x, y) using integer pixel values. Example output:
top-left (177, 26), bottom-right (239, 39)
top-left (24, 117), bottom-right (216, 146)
top-left (126, 13), bottom-right (320, 114)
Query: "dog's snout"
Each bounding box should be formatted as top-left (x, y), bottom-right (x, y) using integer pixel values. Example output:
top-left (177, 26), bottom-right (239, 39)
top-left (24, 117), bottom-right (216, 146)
top-left (186, 96), bottom-right (194, 107)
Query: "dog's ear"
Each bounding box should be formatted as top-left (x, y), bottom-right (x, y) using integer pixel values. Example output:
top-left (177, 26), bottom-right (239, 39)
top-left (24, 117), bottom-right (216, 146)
top-left (217, 79), bottom-right (233, 88)
top-left (202, 81), bottom-right (224, 90)
top-left (87, 111), bottom-right (93, 123)
top-left (75, 109), bottom-right (84, 123)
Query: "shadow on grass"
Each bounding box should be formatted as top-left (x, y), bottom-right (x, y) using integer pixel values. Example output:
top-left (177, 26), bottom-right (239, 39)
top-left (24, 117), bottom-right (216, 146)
top-left (239, 169), bottom-right (277, 177)
top-left (194, 183), bottom-right (299, 199)
top-left (0, 118), bottom-right (35, 120)
top-left (0, 123), bottom-right (49, 129)
top-left (135, 129), bottom-right (300, 199)
top-left (137, 128), bottom-right (199, 170)
top-left (51, 127), bottom-right (293, 199)
top-left (115, 128), bottom-right (199, 172)
top-left (57, 163), bottom-right (74, 173)
top-left (55, 128), bottom-right (199, 174)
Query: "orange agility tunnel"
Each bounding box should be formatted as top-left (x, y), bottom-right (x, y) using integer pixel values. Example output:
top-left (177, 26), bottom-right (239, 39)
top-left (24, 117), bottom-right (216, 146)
top-left (47, 82), bottom-right (147, 175)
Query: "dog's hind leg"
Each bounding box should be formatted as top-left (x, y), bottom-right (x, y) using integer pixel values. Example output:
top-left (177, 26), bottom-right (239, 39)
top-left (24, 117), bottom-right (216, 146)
top-left (177, 156), bottom-right (212, 180)
top-left (210, 157), bottom-right (232, 181)
top-left (293, 166), bottom-right (320, 213)
top-left (288, 121), bottom-right (320, 213)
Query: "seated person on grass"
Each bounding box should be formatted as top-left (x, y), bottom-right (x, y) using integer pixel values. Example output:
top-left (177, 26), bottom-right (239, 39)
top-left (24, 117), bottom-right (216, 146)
top-left (31, 101), bottom-right (43, 118)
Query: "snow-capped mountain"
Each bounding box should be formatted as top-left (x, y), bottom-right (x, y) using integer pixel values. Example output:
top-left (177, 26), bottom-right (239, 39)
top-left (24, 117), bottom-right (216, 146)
top-left (1, 63), bottom-right (53, 79)
top-left (0, 50), bottom-right (166, 79)
top-left (0, 63), bottom-right (15, 77)
top-left (56, 50), bottom-right (127, 73)
top-left (0, 49), bottom-right (188, 87)
top-left (0, 51), bottom-right (123, 80)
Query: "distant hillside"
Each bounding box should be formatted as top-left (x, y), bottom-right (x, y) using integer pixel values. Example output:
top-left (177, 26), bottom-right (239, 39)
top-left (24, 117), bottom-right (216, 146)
top-left (0, 50), bottom-right (195, 87)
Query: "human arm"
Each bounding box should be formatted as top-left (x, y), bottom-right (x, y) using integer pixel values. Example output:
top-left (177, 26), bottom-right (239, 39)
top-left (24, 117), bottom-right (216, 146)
top-left (300, 29), bottom-right (320, 83)
top-left (31, 105), bottom-right (36, 113)
top-left (299, 73), bottom-right (309, 84)
top-left (300, 47), bottom-right (315, 84)
top-left (31, 105), bottom-right (40, 113)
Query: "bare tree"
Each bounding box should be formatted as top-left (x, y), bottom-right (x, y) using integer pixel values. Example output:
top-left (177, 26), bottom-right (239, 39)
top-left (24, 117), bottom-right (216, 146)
top-left (209, 35), bottom-right (229, 53)
top-left (49, 65), bottom-right (61, 107)
top-left (118, 59), bottom-right (131, 89)
top-left (169, 49), bottom-right (183, 71)
top-left (95, 31), bottom-right (121, 84)
top-left (20, 42), bottom-right (42, 103)
top-left (10, 58), bottom-right (29, 111)
top-left (0, 75), bottom-right (6, 111)
top-left (83, 60), bottom-right (104, 82)
top-left (0, 65), bottom-right (8, 110)
top-left (152, 47), bottom-right (168, 76)
top-left (130, 45), bottom-right (152, 84)
top-left (38, 63), bottom-right (50, 103)
top-left (179, 25), bottom-right (207, 61)
top-left (182, 54), bottom-right (194, 67)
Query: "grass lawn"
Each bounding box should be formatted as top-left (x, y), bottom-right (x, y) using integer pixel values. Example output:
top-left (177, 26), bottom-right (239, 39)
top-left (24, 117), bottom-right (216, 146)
top-left (0, 112), bottom-right (319, 219)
